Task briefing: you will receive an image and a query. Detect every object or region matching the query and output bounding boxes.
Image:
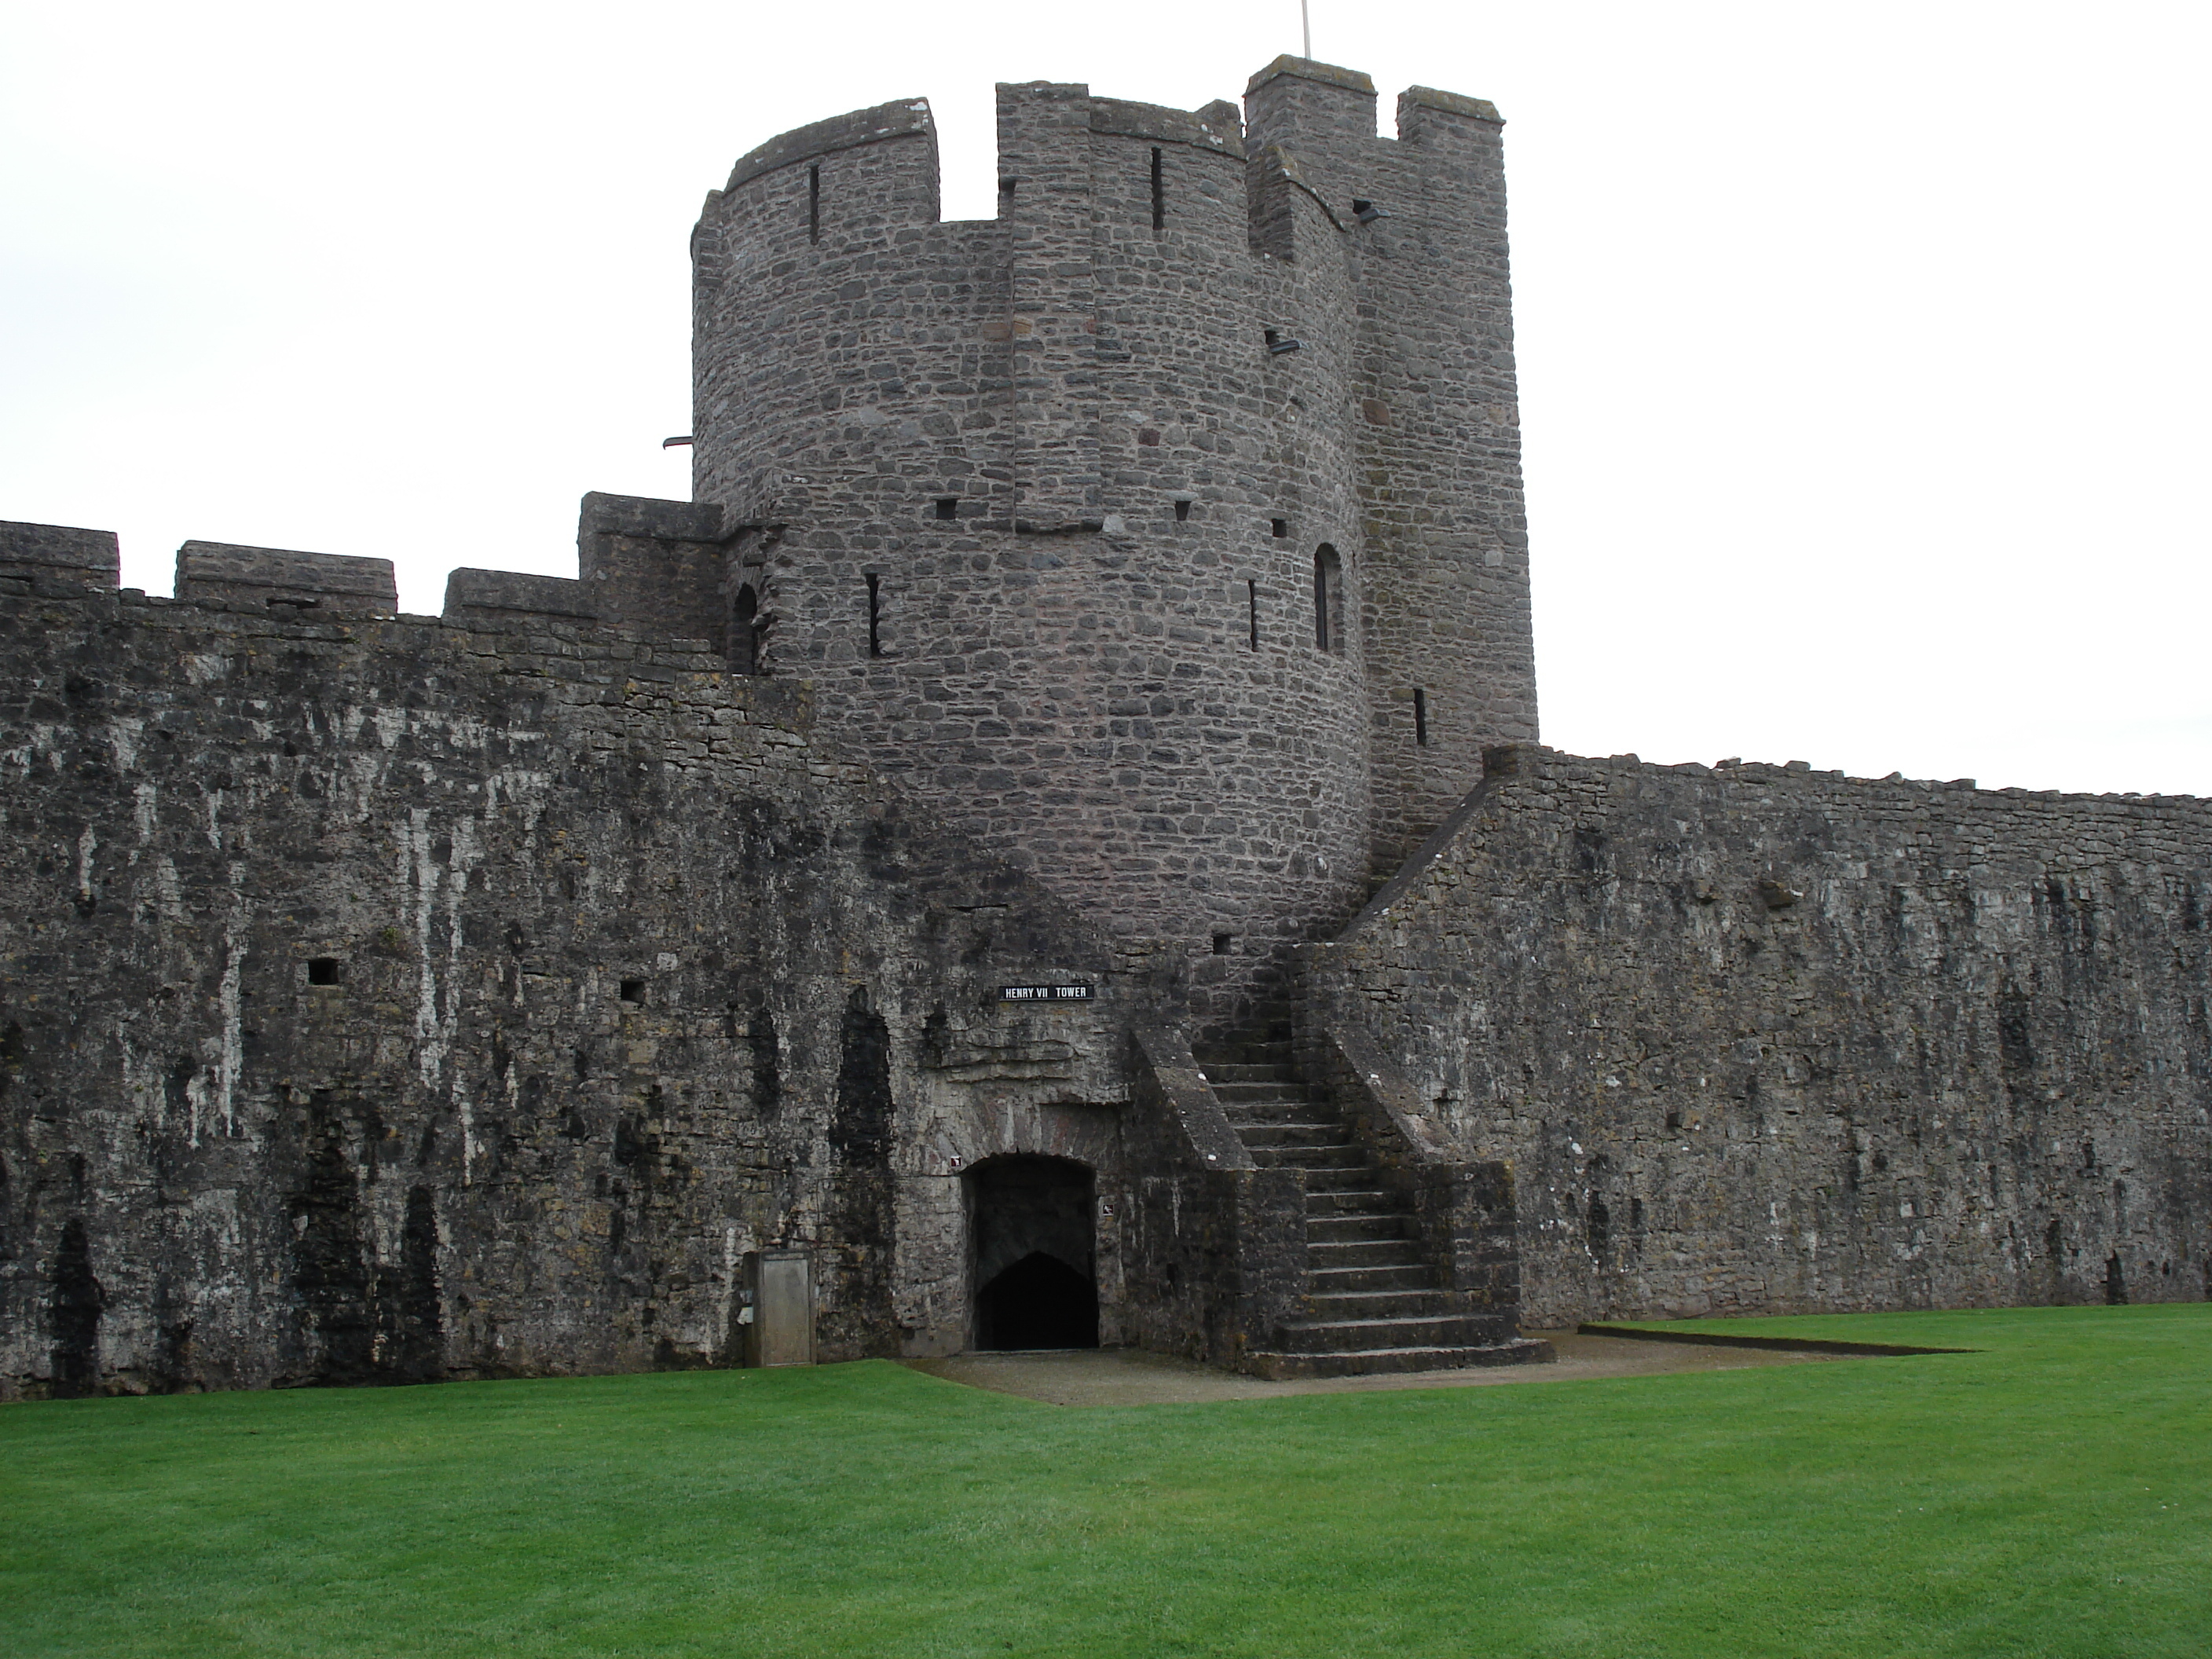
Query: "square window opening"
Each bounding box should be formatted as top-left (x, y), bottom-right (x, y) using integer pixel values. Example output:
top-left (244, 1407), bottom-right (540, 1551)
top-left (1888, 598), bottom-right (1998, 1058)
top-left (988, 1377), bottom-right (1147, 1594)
top-left (306, 958), bottom-right (342, 987)
top-left (934, 496), bottom-right (958, 521)
top-left (619, 978), bottom-right (647, 1005)
top-left (1211, 932), bottom-right (1234, 956)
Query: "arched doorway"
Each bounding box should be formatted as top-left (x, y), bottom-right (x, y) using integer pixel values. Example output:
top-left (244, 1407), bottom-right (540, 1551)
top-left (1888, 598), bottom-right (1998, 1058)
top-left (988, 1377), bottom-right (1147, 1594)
top-left (965, 1155), bottom-right (1099, 1350)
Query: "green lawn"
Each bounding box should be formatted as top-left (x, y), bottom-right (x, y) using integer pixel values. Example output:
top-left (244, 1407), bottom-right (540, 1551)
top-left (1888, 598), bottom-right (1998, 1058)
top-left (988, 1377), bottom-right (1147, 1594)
top-left (2, 1305), bottom-right (2206, 1657)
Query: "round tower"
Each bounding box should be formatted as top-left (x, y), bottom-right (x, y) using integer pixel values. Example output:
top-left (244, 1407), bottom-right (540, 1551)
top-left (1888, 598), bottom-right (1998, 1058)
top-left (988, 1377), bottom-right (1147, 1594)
top-left (688, 62), bottom-right (1536, 1029)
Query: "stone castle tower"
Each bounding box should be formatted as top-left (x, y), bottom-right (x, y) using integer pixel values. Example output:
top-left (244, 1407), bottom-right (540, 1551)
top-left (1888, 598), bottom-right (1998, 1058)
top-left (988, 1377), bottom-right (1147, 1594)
top-left (672, 58), bottom-right (1536, 1027)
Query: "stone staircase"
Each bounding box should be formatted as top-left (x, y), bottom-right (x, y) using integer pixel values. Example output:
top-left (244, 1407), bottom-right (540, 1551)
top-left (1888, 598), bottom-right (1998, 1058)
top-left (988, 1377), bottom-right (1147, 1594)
top-left (1193, 1031), bottom-right (1540, 1379)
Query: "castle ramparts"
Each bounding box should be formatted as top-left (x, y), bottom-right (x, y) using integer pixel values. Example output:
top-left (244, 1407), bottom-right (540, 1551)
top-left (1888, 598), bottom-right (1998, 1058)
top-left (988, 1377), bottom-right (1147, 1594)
top-left (2, 57), bottom-right (2203, 1399)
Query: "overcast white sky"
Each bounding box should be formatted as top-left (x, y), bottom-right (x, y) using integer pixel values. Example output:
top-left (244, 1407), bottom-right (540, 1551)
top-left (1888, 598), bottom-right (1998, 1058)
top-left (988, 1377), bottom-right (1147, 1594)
top-left (4, 1), bottom-right (2207, 794)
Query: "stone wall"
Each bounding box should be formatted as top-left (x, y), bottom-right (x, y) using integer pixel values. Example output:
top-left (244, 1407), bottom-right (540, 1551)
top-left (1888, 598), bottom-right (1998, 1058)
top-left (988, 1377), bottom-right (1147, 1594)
top-left (1305, 745), bottom-right (2212, 1327)
top-left (0, 560), bottom-right (1165, 1397)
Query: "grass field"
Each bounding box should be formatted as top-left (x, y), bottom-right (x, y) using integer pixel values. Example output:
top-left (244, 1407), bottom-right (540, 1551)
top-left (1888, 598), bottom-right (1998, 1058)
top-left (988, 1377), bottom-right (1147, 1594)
top-left (2, 1305), bottom-right (2206, 1657)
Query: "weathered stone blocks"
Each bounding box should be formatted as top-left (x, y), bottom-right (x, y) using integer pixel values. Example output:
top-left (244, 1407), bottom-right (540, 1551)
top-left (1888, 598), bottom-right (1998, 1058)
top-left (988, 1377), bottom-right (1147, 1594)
top-left (1306, 745), bottom-right (2212, 1326)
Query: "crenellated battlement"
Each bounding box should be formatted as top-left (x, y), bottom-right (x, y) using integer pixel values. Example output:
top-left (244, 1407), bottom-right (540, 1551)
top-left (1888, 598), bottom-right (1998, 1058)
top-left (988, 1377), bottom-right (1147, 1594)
top-left (690, 63), bottom-right (1498, 273)
top-left (0, 520), bottom-right (120, 596)
top-left (175, 541), bottom-right (397, 618)
top-left (0, 498), bottom-right (750, 657)
top-left (722, 97), bottom-right (938, 199)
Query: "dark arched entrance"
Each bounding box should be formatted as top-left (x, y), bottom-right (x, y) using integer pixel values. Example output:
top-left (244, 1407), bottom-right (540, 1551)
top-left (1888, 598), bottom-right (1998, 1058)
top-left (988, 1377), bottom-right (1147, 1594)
top-left (965, 1155), bottom-right (1098, 1350)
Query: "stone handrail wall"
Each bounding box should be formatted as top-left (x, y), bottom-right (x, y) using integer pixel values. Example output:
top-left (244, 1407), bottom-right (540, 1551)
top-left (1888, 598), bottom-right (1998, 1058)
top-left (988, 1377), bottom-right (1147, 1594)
top-left (1121, 1024), bottom-right (1307, 1367)
top-left (1301, 1020), bottom-right (1522, 1320)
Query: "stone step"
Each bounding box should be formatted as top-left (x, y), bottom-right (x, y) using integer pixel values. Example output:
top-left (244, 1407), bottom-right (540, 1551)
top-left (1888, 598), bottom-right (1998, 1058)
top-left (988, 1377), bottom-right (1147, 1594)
top-left (1272, 1313), bottom-right (1512, 1353)
top-left (1307, 1262), bottom-right (1435, 1293)
top-left (1210, 1080), bottom-right (1313, 1105)
top-left (1305, 1187), bottom-right (1394, 1216)
top-left (1241, 1131), bottom-right (1356, 1158)
top-left (1218, 1098), bottom-right (1334, 1127)
top-left (1261, 1169), bottom-right (1386, 1199)
top-left (1273, 1164), bottom-right (1385, 1193)
top-left (1199, 1062), bottom-right (1301, 1085)
top-left (1307, 1241), bottom-right (1426, 1273)
top-left (1233, 1119), bottom-right (1348, 1145)
top-left (1308, 1257), bottom-right (1426, 1282)
top-left (1192, 1042), bottom-right (1295, 1069)
top-left (1247, 1144), bottom-right (1363, 1168)
top-left (1240, 1338), bottom-right (1555, 1381)
top-left (1306, 1214), bottom-right (1419, 1246)
top-left (1302, 1288), bottom-right (1456, 1320)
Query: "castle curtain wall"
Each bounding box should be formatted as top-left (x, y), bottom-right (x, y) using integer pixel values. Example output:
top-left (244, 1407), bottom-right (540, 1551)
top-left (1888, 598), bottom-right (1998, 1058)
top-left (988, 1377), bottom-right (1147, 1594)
top-left (1305, 746), bottom-right (2212, 1327)
top-left (0, 582), bottom-right (1135, 1397)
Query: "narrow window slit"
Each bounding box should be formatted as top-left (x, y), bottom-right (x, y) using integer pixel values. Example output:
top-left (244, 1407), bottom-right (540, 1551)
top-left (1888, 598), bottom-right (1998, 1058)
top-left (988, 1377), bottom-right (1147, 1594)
top-left (1313, 546), bottom-right (1343, 651)
top-left (808, 165), bottom-right (820, 244)
top-left (1247, 580), bottom-right (1259, 650)
top-left (1413, 688), bottom-right (1428, 746)
top-left (1150, 148), bottom-right (1164, 231)
top-left (866, 573), bottom-right (883, 657)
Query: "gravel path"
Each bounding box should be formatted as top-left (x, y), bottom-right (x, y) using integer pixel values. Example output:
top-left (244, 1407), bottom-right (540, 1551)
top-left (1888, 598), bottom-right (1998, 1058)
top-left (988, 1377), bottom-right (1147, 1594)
top-left (900, 1329), bottom-right (1844, 1408)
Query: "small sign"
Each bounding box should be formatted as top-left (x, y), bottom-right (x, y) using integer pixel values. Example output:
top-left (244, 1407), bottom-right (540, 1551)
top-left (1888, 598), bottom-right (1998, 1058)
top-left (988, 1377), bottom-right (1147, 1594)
top-left (998, 983), bottom-right (1095, 1003)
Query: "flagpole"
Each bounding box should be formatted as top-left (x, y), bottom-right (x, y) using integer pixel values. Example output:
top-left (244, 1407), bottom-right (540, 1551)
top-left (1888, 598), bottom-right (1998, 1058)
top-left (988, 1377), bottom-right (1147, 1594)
top-left (1301, 0), bottom-right (1311, 58)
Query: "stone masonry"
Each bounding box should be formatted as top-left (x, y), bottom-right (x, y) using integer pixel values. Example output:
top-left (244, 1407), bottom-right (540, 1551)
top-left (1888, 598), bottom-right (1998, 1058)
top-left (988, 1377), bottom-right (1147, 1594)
top-left (1305, 746), bottom-right (2212, 1326)
top-left (0, 537), bottom-right (1159, 1390)
top-left (2, 57), bottom-right (2204, 1397)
